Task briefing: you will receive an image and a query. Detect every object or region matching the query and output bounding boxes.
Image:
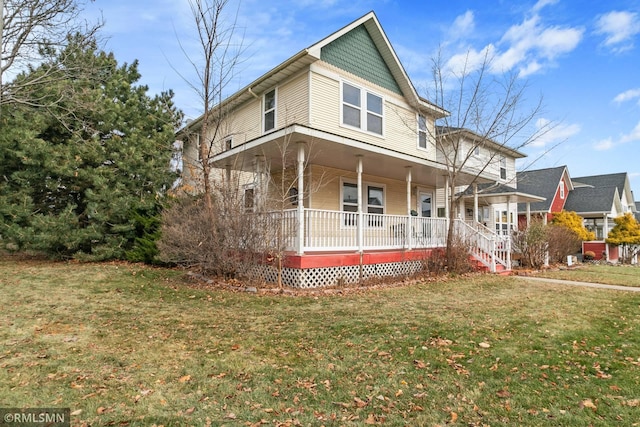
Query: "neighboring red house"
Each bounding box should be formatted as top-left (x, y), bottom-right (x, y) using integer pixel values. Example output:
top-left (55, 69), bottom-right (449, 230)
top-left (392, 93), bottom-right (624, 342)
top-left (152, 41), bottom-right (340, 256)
top-left (516, 166), bottom-right (572, 226)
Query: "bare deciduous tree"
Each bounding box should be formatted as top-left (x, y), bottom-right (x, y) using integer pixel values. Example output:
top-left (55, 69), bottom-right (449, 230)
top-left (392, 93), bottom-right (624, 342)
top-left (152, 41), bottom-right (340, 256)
top-left (177, 0), bottom-right (244, 211)
top-left (1, 0), bottom-right (101, 108)
top-left (424, 48), bottom-right (555, 267)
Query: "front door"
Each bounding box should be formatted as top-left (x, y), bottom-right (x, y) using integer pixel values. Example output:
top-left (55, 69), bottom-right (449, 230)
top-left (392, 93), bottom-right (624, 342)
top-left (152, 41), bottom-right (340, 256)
top-left (419, 192), bottom-right (432, 217)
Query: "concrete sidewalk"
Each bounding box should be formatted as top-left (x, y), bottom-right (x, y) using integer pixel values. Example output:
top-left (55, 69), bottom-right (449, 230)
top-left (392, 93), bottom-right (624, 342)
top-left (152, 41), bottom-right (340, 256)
top-left (513, 275), bottom-right (640, 292)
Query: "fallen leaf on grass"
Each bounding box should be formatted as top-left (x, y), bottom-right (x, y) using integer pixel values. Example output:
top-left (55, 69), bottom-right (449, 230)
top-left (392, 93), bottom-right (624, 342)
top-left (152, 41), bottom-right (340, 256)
top-left (178, 375), bottom-right (191, 383)
top-left (479, 342), bottom-right (491, 348)
top-left (580, 399), bottom-right (597, 410)
top-left (496, 389), bottom-right (511, 398)
top-left (413, 360), bottom-right (428, 369)
top-left (224, 412), bottom-right (237, 419)
top-left (354, 397), bottom-right (369, 408)
top-left (450, 412), bottom-right (458, 423)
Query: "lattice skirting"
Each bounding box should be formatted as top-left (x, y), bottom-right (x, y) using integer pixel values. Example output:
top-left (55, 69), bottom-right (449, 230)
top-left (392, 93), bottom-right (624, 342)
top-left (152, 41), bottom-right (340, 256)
top-left (249, 260), bottom-right (424, 288)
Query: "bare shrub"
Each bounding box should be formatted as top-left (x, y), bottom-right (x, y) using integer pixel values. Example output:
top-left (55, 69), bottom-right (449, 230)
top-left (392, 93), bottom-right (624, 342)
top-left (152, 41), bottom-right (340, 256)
top-left (511, 221), bottom-right (548, 269)
top-left (547, 224), bottom-right (581, 264)
top-left (446, 233), bottom-right (475, 275)
top-left (158, 194), bottom-right (275, 279)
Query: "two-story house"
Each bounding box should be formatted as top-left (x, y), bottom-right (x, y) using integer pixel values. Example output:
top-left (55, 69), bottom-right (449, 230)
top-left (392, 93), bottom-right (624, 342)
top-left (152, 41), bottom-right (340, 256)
top-left (178, 12), bottom-right (541, 287)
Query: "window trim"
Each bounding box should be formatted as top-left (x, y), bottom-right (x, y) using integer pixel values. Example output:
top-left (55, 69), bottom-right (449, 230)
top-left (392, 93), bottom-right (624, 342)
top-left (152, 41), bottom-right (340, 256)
top-left (263, 88), bottom-right (277, 133)
top-left (340, 179), bottom-right (386, 227)
top-left (417, 114), bottom-right (428, 150)
top-left (559, 181), bottom-right (565, 199)
top-left (340, 80), bottom-right (384, 137)
top-left (499, 156), bottom-right (507, 180)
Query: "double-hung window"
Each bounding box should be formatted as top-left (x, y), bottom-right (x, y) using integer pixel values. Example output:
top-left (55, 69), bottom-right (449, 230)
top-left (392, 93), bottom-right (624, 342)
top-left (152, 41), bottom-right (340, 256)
top-left (418, 114), bottom-right (427, 149)
top-left (499, 156), bottom-right (507, 180)
top-left (263, 89), bottom-right (276, 133)
top-left (341, 181), bottom-right (385, 227)
top-left (342, 82), bottom-right (383, 135)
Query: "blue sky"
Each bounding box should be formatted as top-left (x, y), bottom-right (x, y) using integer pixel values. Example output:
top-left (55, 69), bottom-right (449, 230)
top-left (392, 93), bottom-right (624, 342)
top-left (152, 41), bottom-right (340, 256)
top-left (84, 0), bottom-right (640, 197)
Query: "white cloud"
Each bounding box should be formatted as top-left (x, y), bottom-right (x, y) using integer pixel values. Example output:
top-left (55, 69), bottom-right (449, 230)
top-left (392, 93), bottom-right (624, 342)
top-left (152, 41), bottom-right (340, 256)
top-left (595, 11), bottom-right (640, 52)
top-left (593, 121), bottom-right (640, 151)
top-left (621, 121), bottom-right (640, 143)
top-left (443, 3), bottom-right (583, 78)
top-left (451, 10), bottom-right (475, 39)
top-left (532, 0), bottom-right (559, 13)
top-left (444, 45), bottom-right (496, 76)
top-left (594, 137), bottom-right (614, 151)
top-left (492, 15), bottom-right (583, 76)
top-left (531, 118), bottom-right (581, 148)
top-left (613, 88), bottom-right (640, 104)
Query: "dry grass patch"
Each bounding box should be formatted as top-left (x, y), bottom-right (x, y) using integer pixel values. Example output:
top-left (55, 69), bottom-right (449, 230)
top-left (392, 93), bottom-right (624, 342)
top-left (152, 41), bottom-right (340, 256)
top-left (535, 264), bottom-right (640, 287)
top-left (1, 258), bottom-right (639, 426)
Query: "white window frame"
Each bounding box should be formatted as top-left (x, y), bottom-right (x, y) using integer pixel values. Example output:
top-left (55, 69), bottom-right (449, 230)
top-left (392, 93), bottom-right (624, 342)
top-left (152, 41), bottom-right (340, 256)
top-left (263, 88), bottom-right (277, 133)
top-left (499, 156), bottom-right (507, 180)
top-left (559, 181), bottom-right (565, 199)
top-left (340, 179), bottom-right (386, 227)
top-left (417, 114), bottom-right (428, 150)
top-left (341, 81), bottom-right (384, 136)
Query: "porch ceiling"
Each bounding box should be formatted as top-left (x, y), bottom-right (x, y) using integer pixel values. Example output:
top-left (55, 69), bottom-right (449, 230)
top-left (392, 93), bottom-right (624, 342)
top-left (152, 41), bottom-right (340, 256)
top-left (212, 124), bottom-right (489, 188)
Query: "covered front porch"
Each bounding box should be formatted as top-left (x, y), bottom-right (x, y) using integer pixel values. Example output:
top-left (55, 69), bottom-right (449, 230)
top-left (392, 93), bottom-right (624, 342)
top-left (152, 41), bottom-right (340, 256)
top-left (214, 124), bottom-right (515, 286)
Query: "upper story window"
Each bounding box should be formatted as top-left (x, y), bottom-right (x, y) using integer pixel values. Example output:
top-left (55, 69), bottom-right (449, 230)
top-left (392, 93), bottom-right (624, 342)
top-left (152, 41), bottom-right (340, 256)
top-left (418, 114), bottom-right (427, 149)
top-left (473, 145), bottom-right (480, 156)
top-left (559, 181), bottom-right (565, 199)
top-left (263, 89), bottom-right (276, 133)
top-left (342, 82), bottom-right (383, 135)
top-left (499, 156), bottom-right (507, 180)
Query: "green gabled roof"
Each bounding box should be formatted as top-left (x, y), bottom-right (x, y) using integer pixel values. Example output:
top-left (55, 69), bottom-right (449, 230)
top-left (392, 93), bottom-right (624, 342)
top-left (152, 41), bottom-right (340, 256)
top-left (321, 24), bottom-right (402, 95)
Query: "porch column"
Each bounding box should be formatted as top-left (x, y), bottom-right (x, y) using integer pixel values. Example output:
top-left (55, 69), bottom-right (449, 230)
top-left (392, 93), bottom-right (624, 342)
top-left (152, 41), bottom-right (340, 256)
top-left (406, 167), bottom-right (412, 250)
top-left (526, 202), bottom-right (531, 227)
top-left (603, 214), bottom-right (609, 260)
top-left (506, 196), bottom-right (512, 270)
top-left (225, 164), bottom-right (232, 185)
top-left (356, 155), bottom-right (363, 254)
top-left (296, 143), bottom-right (305, 255)
top-left (405, 167), bottom-right (412, 215)
top-left (444, 175), bottom-right (450, 220)
top-left (473, 183), bottom-right (479, 224)
top-left (255, 155), bottom-right (265, 210)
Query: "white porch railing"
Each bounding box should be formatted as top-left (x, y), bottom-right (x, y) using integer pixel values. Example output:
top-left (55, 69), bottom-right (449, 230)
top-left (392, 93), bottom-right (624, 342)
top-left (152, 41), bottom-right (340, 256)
top-left (261, 209), bottom-right (510, 272)
top-left (303, 209), bottom-right (448, 252)
top-left (455, 220), bottom-right (511, 272)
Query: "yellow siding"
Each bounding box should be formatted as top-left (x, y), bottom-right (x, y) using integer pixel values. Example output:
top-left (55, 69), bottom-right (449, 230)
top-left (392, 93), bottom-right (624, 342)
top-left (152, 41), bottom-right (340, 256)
top-left (310, 63), bottom-right (438, 161)
top-left (307, 164), bottom-right (428, 215)
top-left (277, 72), bottom-right (309, 127)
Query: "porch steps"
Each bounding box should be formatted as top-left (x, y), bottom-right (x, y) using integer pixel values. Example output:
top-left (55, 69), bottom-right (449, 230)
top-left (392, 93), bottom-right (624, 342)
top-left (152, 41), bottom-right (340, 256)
top-left (469, 255), bottom-right (512, 275)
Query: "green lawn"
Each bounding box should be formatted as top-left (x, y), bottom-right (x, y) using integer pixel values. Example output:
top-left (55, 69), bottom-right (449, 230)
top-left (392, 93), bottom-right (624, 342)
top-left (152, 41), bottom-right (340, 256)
top-left (1, 258), bottom-right (639, 426)
top-left (534, 264), bottom-right (640, 287)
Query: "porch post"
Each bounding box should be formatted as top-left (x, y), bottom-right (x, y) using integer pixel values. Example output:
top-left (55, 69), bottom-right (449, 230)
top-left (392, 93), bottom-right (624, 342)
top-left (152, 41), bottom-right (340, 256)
top-left (526, 202), bottom-right (531, 227)
top-left (603, 214), bottom-right (609, 261)
top-left (296, 143), bottom-right (305, 255)
top-left (506, 196), bottom-right (512, 270)
top-left (406, 167), bottom-right (413, 250)
top-left (473, 183), bottom-right (479, 224)
top-left (444, 175), bottom-right (450, 220)
top-left (356, 155), bottom-right (363, 254)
